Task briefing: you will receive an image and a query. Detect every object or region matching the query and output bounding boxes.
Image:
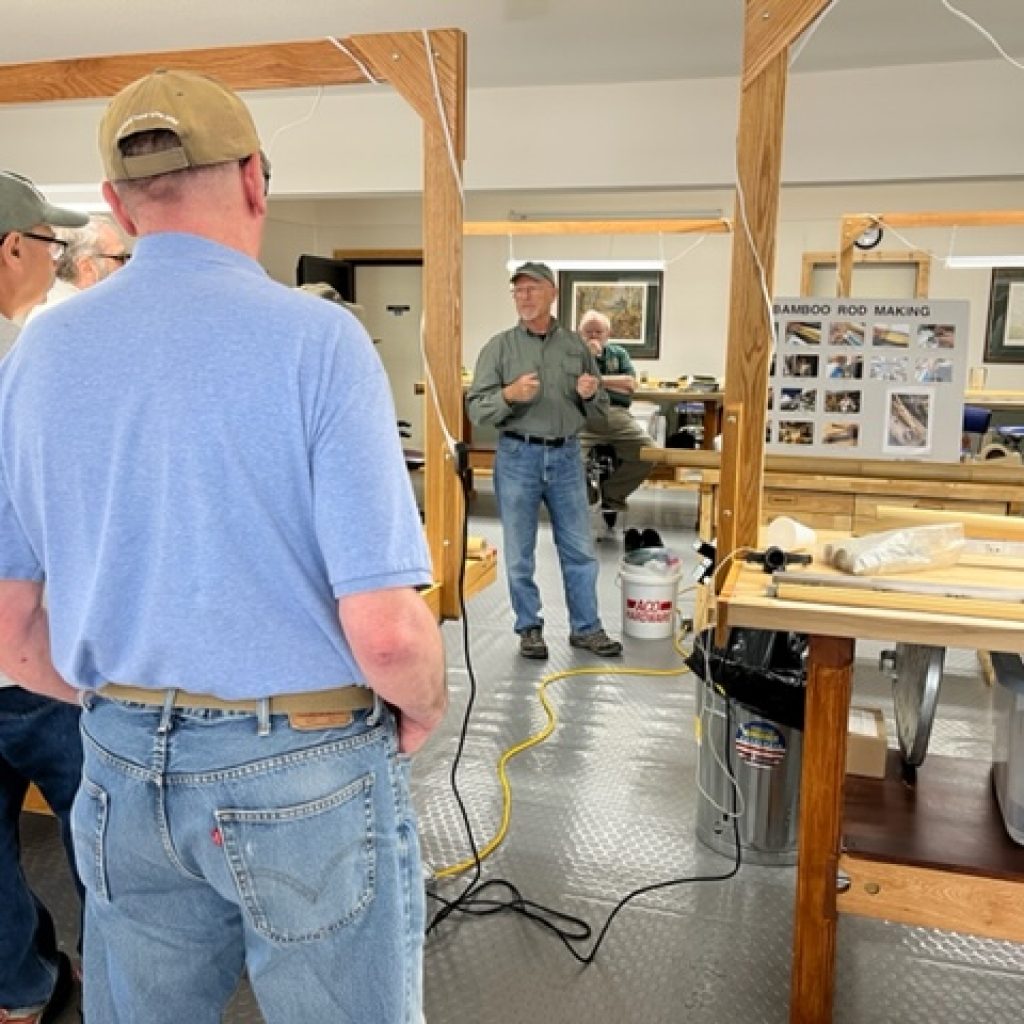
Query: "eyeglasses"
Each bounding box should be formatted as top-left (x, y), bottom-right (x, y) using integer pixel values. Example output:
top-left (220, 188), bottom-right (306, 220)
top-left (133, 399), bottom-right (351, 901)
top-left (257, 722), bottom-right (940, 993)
top-left (97, 253), bottom-right (131, 265)
top-left (20, 231), bottom-right (68, 262)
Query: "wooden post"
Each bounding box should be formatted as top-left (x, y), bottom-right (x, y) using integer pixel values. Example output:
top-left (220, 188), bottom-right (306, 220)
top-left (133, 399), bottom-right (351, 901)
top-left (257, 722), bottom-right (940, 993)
top-left (352, 30), bottom-right (467, 619)
top-left (790, 635), bottom-right (854, 1023)
top-left (718, 0), bottom-right (831, 563)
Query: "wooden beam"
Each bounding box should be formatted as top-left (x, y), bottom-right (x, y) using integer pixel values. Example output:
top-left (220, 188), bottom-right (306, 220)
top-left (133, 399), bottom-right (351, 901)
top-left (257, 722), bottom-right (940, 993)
top-left (0, 40), bottom-right (374, 102)
top-left (876, 210), bottom-right (1024, 230)
top-left (838, 209), bottom-right (1024, 293)
top-left (350, 30), bottom-right (466, 159)
top-left (463, 218), bottom-right (732, 237)
top-left (718, 17), bottom-right (788, 558)
top-left (349, 31), bottom-right (468, 618)
top-left (791, 635), bottom-right (854, 1024)
top-left (742, 0), bottom-right (834, 90)
top-left (836, 215), bottom-right (873, 297)
top-left (838, 855), bottom-right (1024, 944)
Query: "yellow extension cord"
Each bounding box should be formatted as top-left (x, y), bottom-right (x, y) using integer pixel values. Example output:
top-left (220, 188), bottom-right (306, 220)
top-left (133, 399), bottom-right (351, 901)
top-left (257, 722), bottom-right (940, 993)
top-left (432, 623), bottom-right (695, 880)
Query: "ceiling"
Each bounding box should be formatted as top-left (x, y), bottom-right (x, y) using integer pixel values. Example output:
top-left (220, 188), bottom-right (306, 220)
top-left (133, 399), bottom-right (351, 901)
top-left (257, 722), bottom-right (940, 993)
top-left (1, 0), bottom-right (1022, 90)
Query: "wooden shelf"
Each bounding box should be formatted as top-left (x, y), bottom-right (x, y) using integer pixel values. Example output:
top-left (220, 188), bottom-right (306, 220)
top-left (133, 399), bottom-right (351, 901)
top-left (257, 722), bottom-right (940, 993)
top-left (839, 750), bottom-right (1024, 943)
top-left (844, 750), bottom-right (1024, 879)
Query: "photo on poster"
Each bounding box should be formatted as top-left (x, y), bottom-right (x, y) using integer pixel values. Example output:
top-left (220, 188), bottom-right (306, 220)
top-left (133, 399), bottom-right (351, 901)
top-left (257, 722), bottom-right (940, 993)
top-left (779, 387), bottom-right (816, 412)
top-left (873, 323), bottom-right (911, 347)
top-left (783, 354), bottom-right (818, 378)
top-left (829, 321), bottom-right (866, 347)
top-left (824, 390), bottom-right (861, 413)
top-left (822, 421), bottom-right (860, 447)
top-left (869, 355), bottom-right (909, 382)
top-left (917, 323), bottom-right (956, 349)
top-left (778, 421), bottom-right (814, 445)
top-left (884, 388), bottom-right (933, 454)
top-left (915, 358), bottom-right (953, 383)
top-left (826, 353), bottom-right (863, 379)
top-left (784, 320), bottom-right (822, 345)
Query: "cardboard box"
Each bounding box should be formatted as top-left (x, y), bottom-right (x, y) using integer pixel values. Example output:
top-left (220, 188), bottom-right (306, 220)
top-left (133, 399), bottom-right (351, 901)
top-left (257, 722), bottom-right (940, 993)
top-left (846, 705), bottom-right (888, 779)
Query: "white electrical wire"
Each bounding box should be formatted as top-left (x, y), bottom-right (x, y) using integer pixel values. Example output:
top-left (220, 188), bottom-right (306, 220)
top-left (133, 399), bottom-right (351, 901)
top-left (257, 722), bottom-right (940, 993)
top-left (421, 29), bottom-right (465, 205)
top-left (788, 0), bottom-right (842, 68)
top-left (326, 36), bottom-right (383, 84)
top-left (940, 0), bottom-right (1024, 72)
top-left (691, 546), bottom-right (756, 819)
top-left (416, 28), bottom-right (466, 459)
top-left (264, 87), bottom-right (325, 158)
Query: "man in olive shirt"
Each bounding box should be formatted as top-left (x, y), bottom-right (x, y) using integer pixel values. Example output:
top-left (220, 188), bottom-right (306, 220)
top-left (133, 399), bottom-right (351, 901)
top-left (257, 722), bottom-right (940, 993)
top-left (467, 262), bottom-right (622, 660)
top-left (578, 309), bottom-right (653, 529)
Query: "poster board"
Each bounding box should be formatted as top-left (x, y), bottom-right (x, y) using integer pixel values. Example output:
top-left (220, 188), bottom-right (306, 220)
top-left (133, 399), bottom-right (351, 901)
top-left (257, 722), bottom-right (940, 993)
top-left (768, 297), bottom-right (969, 462)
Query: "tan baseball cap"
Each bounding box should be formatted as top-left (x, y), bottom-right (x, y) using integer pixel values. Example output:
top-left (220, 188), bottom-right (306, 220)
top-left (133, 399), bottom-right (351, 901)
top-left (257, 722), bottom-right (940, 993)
top-left (0, 170), bottom-right (88, 234)
top-left (99, 69), bottom-right (262, 181)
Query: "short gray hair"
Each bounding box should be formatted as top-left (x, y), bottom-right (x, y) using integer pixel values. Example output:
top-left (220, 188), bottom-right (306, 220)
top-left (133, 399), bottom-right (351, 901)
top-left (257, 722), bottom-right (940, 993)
top-left (55, 216), bottom-right (126, 283)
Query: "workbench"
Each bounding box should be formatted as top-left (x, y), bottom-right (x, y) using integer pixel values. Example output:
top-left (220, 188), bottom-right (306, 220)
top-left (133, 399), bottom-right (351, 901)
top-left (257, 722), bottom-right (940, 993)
top-left (640, 449), bottom-right (1024, 540)
top-left (716, 552), bottom-right (1024, 1023)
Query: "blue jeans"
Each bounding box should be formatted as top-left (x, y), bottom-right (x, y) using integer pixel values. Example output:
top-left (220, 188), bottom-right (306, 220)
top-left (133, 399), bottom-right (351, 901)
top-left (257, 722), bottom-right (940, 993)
top-left (74, 692), bottom-right (424, 1024)
top-left (0, 686), bottom-right (84, 1011)
top-left (494, 433), bottom-right (602, 635)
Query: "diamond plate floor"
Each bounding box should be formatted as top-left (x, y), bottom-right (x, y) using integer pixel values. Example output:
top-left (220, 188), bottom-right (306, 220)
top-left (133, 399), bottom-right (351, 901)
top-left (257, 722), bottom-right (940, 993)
top-left (21, 483), bottom-right (1024, 1022)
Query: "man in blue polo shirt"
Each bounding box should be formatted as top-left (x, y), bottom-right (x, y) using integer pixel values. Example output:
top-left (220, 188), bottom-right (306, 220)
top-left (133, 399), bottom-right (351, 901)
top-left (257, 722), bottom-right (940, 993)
top-left (0, 70), bottom-right (446, 1023)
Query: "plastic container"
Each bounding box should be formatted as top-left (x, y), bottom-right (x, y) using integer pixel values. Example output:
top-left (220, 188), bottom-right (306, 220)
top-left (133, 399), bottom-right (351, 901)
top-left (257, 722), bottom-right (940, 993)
top-left (695, 680), bottom-right (802, 865)
top-left (618, 558), bottom-right (683, 639)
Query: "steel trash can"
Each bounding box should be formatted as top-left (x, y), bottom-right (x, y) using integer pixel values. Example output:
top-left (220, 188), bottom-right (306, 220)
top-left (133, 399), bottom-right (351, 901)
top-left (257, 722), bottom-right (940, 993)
top-left (695, 680), bottom-right (802, 865)
top-left (688, 627), bottom-right (807, 866)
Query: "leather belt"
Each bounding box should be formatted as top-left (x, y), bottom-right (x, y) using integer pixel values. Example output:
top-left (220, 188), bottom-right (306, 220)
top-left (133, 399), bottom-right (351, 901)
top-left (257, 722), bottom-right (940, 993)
top-left (503, 430), bottom-right (568, 448)
top-left (97, 683), bottom-right (374, 716)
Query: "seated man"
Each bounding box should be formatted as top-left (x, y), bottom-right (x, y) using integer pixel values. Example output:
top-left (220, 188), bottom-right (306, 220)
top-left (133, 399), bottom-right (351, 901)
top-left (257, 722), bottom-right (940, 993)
top-left (578, 309), bottom-right (653, 529)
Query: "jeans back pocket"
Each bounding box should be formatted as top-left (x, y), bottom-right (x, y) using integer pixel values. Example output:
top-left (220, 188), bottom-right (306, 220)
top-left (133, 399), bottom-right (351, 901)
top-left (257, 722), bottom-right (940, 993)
top-left (72, 776), bottom-right (111, 904)
top-left (216, 773), bottom-right (376, 943)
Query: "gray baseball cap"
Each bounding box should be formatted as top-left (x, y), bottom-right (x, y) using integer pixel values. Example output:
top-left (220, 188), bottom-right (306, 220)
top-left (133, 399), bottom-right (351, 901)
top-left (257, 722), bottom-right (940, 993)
top-left (510, 261), bottom-right (555, 286)
top-left (0, 170), bottom-right (88, 234)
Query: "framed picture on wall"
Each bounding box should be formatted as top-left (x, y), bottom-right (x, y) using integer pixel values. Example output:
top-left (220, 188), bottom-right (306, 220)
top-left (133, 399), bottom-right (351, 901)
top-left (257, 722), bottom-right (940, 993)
top-left (557, 269), bottom-right (662, 359)
top-left (984, 268), bottom-right (1024, 362)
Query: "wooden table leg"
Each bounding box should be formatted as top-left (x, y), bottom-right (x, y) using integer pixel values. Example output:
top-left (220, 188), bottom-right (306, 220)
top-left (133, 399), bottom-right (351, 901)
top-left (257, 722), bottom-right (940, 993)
top-left (790, 634), bottom-right (854, 1024)
top-left (701, 401), bottom-right (720, 450)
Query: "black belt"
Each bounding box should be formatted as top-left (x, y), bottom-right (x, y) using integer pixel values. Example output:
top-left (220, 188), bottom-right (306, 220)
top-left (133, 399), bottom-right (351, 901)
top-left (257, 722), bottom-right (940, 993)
top-left (503, 431), bottom-right (569, 448)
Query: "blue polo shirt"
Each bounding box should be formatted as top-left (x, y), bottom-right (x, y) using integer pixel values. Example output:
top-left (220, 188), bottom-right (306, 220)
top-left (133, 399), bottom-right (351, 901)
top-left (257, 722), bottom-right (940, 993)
top-left (0, 233), bottom-right (430, 697)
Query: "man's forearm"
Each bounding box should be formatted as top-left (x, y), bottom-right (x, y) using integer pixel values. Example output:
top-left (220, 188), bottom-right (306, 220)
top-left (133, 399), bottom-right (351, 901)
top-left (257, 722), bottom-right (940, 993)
top-left (0, 584), bottom-right (78, 703)
top-left (339, 588), bottom-right (447, 748)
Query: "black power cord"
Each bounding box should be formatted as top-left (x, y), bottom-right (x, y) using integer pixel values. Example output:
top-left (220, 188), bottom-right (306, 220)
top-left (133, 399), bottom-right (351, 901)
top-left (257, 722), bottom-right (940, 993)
top-left (425, 457), bottom-right (744, 960)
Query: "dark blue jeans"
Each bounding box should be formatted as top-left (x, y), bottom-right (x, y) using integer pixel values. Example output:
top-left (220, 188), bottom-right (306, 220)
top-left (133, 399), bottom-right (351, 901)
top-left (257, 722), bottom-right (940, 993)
top-left (0, 686), bottom-right (84, 1010)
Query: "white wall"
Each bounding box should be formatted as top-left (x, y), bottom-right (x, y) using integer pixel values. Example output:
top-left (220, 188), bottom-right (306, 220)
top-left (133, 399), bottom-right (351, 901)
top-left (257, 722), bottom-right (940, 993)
top-left (265, 178), bottom-right (1024, 390)
top-left (7, 59), bottom-right (1022, 197)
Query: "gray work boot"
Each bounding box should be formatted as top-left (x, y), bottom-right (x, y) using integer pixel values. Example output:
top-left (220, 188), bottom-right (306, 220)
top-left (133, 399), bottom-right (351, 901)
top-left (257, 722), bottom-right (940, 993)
top-left (519, 626), bottom-right (549, 660)
top-left (569, 629), bottom-right (623, 657)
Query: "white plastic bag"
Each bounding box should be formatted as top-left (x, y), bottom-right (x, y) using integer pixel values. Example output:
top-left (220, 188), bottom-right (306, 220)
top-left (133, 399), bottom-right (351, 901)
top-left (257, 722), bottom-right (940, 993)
top-left (824, 523), bottom-right (964, 576)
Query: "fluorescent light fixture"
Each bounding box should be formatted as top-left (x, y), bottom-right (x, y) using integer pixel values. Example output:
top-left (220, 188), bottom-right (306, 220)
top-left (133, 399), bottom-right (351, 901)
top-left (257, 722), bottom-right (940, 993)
top-left (508, 209), bottom-right (721, 222)
top-left (506, 259), bottom-right (665, 274)
top-left (39, 183), bottom-right (111, 215)
top-left (946, 254), bottom-right (1024, 269)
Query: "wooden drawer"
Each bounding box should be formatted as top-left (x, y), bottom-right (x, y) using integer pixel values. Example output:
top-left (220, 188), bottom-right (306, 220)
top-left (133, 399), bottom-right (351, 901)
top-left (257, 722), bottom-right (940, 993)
top-left (762, 488), bottom-right (854, 530)
top-left (854, 495), bottom-right (1008, 533)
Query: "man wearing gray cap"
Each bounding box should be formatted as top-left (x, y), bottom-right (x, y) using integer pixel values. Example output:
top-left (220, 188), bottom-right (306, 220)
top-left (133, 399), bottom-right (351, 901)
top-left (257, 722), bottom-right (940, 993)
top-left (0, 169), bottom-right (87, 1024)
top-left (0, 71), bottom-right (445, 1022)
top-left (467, 262), bottom-right (623, 660)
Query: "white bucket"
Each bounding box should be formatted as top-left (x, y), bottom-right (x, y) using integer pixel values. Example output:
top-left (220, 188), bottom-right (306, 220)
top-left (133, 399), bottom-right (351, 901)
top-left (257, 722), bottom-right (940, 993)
top-left (619, 566), bottom-right (683, 639)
